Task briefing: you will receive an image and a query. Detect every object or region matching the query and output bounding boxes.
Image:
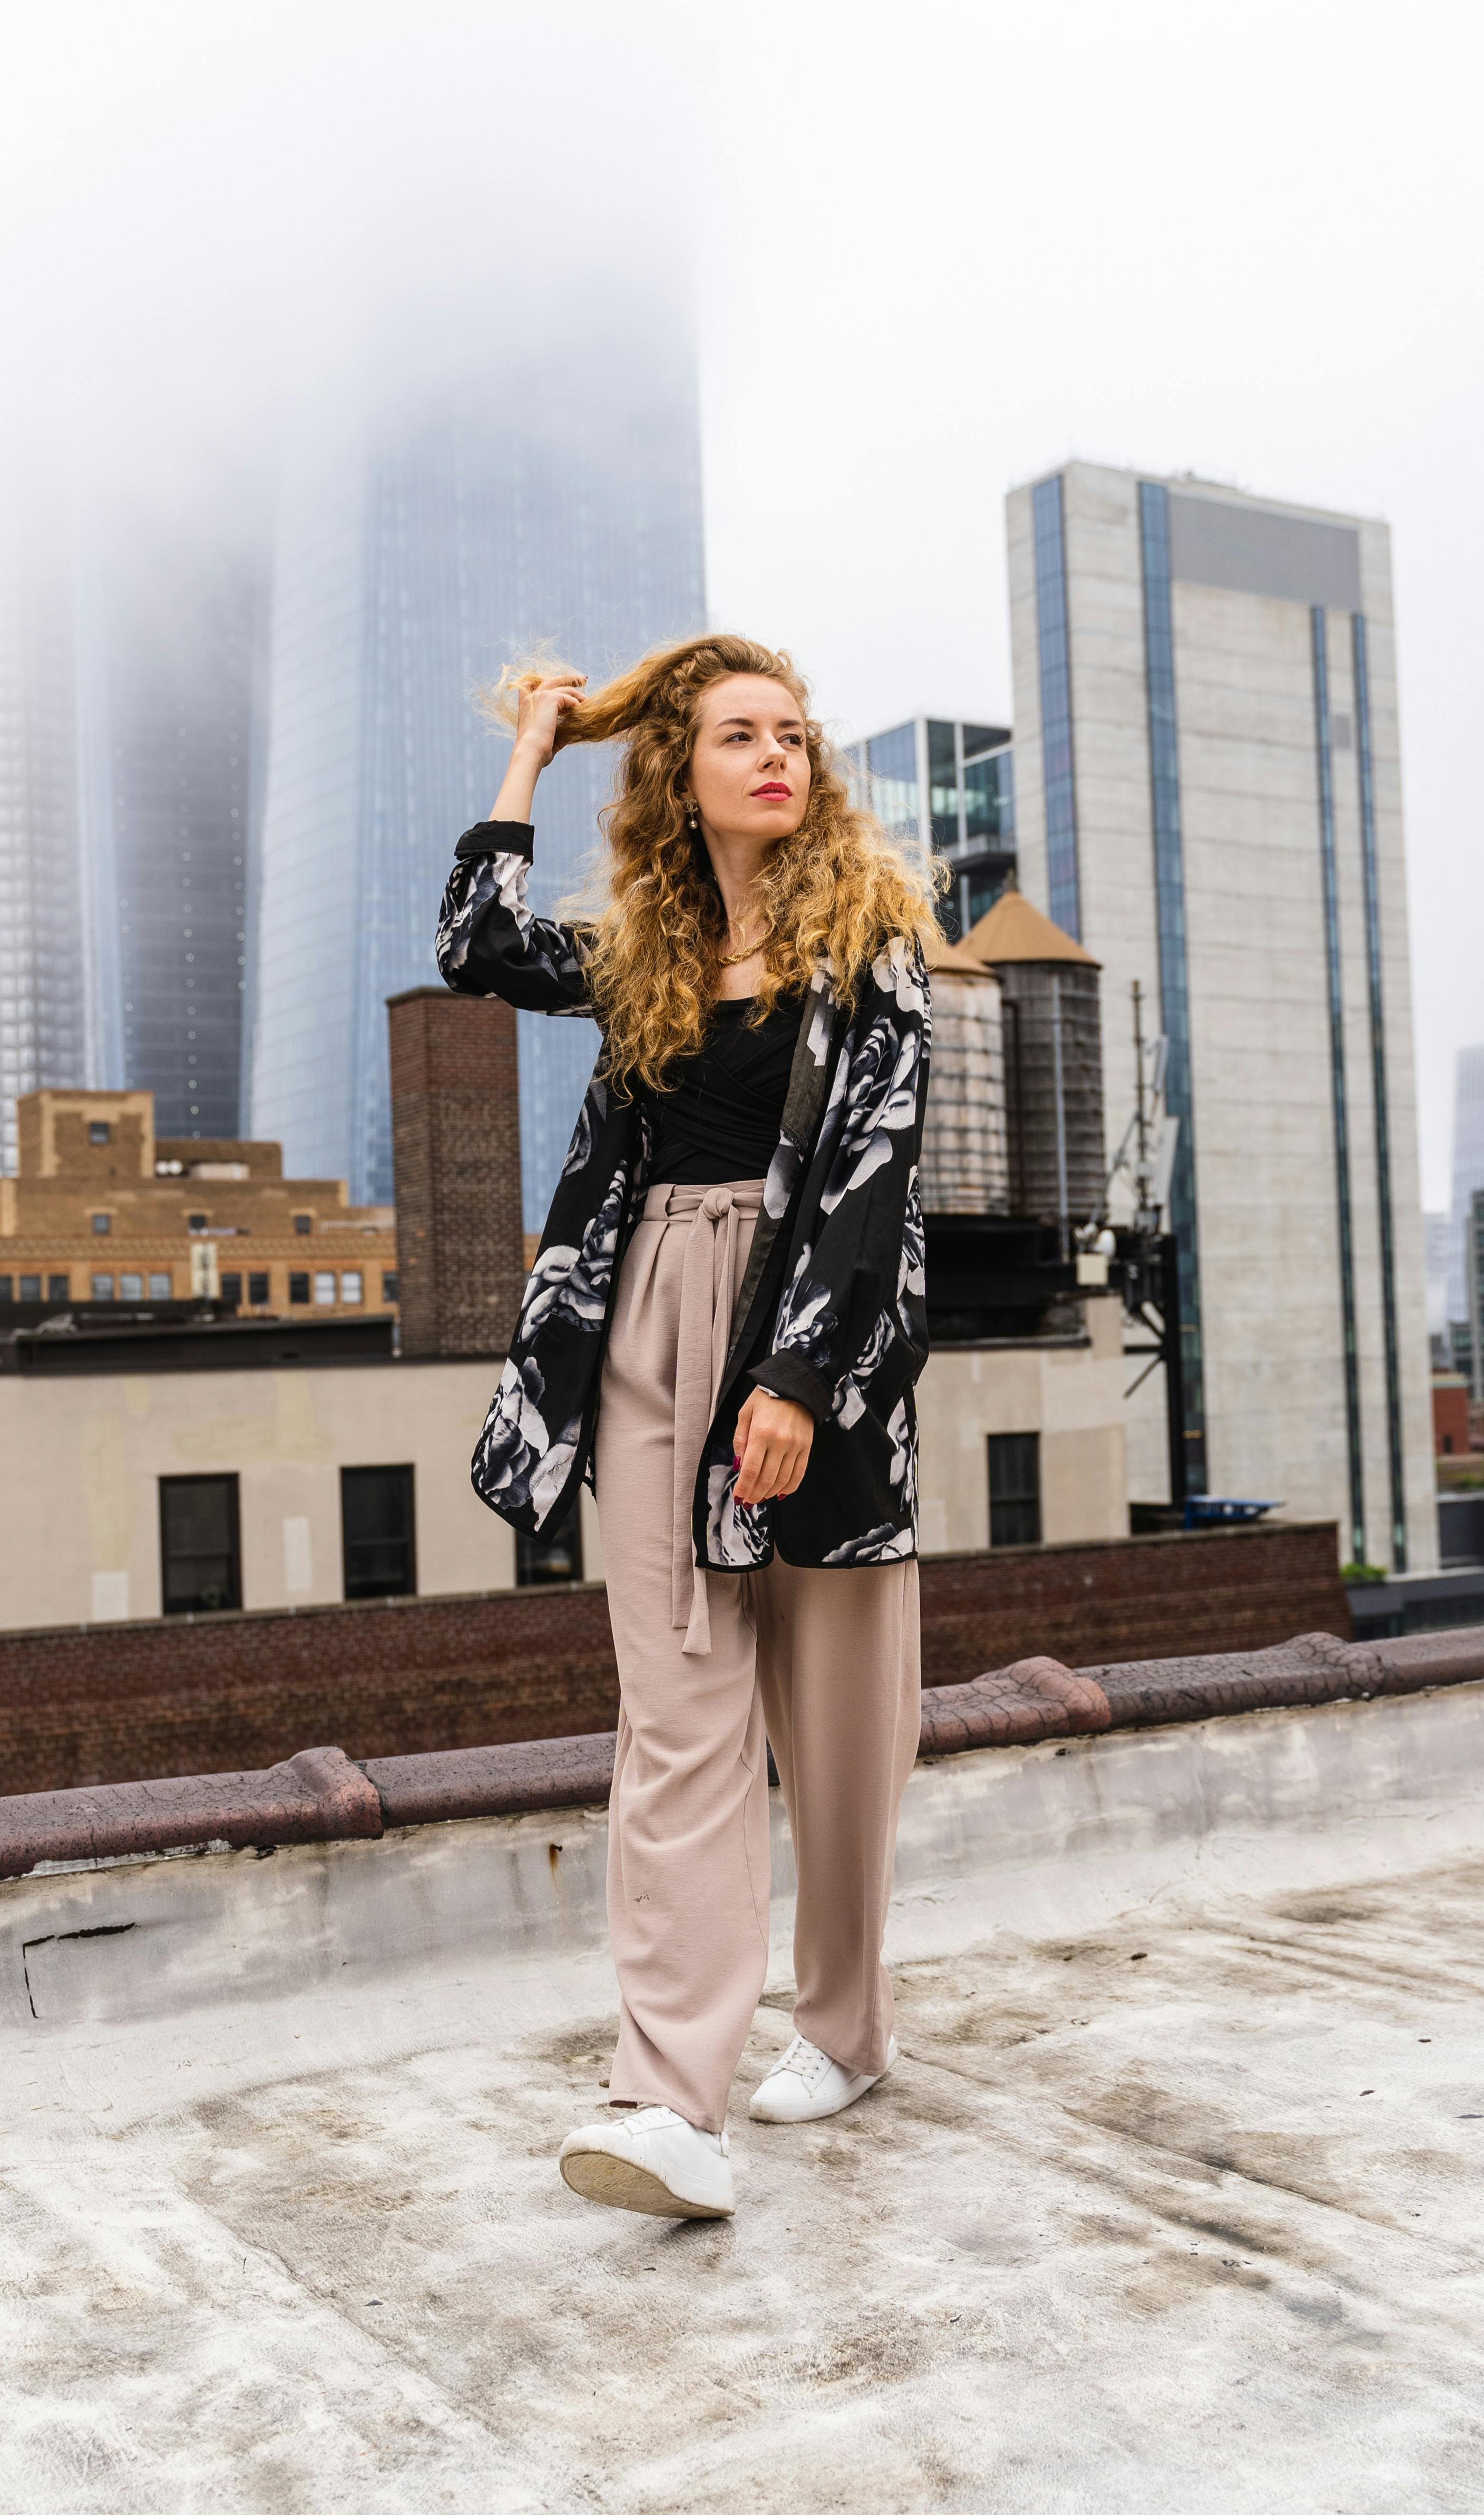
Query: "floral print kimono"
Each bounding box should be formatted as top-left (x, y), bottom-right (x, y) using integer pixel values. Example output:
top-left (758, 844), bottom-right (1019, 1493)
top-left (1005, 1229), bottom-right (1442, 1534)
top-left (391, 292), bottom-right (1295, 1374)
top-left (435, 820), bottom-right (933, 1575)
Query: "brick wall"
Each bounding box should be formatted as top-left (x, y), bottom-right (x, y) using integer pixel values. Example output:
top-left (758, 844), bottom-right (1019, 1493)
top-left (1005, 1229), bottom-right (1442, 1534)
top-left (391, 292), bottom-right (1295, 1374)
top-left (388, 985), bottom-right (525, 1358)
top-left (0, 1523), bottom-right (1347, 1795)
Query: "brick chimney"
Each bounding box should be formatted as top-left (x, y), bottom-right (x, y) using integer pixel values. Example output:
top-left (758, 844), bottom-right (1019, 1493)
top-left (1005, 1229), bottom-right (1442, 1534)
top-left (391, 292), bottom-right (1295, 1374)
top-left (387, 987), bottom-right (524, 1358)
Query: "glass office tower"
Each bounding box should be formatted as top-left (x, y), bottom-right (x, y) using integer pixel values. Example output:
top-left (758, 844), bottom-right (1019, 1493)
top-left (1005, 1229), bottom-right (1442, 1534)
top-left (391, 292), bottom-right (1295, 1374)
top-left (847, 716), bottom-right (1015, 939)
top-left (78, 506), bottom-right (265, 1139)
top-left (1007, 462), bottom-right (1435, 1569)
top-left (0, 509), bottom-right (88, 1174)
top-left (250, 295), bottom-right (706, 1221)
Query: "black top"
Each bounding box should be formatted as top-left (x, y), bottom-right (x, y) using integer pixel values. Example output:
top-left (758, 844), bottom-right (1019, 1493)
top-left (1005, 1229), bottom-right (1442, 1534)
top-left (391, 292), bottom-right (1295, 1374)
top-left (643, 995), bottom-right (805, 1186)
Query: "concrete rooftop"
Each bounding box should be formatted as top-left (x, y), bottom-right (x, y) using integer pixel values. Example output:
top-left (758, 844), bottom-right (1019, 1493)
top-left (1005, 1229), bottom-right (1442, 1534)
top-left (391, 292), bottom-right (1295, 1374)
top-left (4, 1678), bottom-right (1484, 2511)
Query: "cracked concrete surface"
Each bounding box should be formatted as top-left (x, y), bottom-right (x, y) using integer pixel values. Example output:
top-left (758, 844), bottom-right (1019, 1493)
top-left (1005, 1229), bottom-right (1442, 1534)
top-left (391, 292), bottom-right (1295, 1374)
top-left (4, 1691), bottom-right (1484, 2512)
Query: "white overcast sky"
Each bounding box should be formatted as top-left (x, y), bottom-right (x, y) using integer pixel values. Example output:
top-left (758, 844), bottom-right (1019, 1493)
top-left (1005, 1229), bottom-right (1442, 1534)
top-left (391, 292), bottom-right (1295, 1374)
top-left (3, 0), bottom-right (1479, 1202)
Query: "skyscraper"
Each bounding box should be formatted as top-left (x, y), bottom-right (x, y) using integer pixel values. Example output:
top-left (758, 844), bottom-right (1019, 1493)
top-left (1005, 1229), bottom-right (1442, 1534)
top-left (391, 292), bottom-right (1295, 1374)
top-left (1008, 462), bottom-right (1434, 1570)
top-left (0, 507), bottom-right (88, 1174)
top-left (847, 717), bottom-right (1014, 937)
top-left (250, 294), bottom-right (706, 1221)
top-left (79, 501), bottom-right (265, 1139)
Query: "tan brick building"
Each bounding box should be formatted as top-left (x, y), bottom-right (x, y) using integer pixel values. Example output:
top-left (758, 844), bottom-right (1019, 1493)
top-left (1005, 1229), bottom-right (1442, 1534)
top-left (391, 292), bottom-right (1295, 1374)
top-left (0, 1090), bottom-right (397, 1319)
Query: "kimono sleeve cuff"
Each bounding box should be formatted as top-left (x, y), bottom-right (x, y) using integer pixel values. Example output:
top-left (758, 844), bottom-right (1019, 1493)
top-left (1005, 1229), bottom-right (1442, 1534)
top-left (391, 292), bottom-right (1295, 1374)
top-left (455, 820), bottom-right (535, 862)
top-left (749, 1353), bottom-right (834, 1424)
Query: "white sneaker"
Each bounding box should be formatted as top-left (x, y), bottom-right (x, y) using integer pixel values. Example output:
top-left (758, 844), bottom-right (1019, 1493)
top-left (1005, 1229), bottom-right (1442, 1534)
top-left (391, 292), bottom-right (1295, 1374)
top-left (558, 2105), bottom-right (736, 2218)
top-left (749, 2032), bottom-right (899, 2124)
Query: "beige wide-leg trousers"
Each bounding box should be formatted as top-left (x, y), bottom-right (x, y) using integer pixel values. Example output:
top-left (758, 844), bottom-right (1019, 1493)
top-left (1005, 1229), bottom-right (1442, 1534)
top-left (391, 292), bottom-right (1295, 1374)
top-left (593, 1177), bottom-right (922, 2134)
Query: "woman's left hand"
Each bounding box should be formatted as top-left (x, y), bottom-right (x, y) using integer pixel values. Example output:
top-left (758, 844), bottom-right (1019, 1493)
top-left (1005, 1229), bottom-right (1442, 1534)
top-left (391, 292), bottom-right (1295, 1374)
top-left (732, 1389), bottom-right (814, 1507)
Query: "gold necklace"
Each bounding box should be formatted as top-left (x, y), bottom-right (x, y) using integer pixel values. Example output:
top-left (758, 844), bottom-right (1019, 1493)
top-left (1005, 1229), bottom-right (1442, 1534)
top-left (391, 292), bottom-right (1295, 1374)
top-left (718, 923), bottom-right (774, 969)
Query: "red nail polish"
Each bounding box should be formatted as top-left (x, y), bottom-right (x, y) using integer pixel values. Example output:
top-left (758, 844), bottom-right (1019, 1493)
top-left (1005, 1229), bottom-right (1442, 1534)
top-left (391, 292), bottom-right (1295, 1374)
top-left (731, 1455), bottom-right (740, 1470)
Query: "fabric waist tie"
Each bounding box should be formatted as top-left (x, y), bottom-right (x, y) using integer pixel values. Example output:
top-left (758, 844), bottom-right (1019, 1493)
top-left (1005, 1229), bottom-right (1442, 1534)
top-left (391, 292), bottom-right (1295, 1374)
top-left (641, 1178), bottom-right (766, 1659)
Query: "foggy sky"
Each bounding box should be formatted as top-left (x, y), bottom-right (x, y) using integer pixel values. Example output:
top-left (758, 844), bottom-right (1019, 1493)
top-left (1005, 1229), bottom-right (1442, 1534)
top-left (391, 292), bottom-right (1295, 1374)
top-left (3, 0), bottom-right (1479, 1202)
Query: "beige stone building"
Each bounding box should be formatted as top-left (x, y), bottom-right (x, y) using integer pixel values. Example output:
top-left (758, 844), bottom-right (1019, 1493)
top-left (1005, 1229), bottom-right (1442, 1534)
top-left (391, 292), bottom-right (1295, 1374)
top-left (1007, 462), bottom-right (1436, 1572)
top-left (0, 1089), bottom-right (397, 1321)
top-left (0, 1305), bottom-right (1128, 1631)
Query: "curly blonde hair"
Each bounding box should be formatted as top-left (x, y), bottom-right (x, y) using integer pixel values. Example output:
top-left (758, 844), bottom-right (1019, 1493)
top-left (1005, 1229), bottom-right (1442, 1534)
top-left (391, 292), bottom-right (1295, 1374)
top-left (485, 632), bottom-right (942, 1097)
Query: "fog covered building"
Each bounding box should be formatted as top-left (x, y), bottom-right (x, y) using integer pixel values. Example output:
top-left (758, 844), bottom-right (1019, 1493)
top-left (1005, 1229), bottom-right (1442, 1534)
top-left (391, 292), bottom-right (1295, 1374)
top-left (249, 292), bottom-right (706, 1220)
top-left (77, 503), bottom-right (264, 1142)
top-left (1007, 461), bottom-right (1434, 1571)
top-left (0, 508), bottom-right (87, 1174)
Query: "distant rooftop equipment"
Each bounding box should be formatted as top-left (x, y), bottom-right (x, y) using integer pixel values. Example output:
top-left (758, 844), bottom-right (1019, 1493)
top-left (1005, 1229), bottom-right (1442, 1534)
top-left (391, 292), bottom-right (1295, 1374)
top-left (1183, 1497), bottom-right (1281, 1529)
top-left (954, 889), bottom-right (1105, 1229)
top-left (920, 934), bottom-right (1010, 1215)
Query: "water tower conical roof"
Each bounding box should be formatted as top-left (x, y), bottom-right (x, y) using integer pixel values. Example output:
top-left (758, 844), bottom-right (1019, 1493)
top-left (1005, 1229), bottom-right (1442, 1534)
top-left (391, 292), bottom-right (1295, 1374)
top-left (958, 887), bottom-right (1100, 970)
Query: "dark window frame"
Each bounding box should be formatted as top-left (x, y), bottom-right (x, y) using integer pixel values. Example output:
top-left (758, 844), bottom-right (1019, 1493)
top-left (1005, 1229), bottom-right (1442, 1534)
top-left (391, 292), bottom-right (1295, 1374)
top-left (516, 1505), bottom-right (584, 1587)
top-left (340, 1464), bottom-right (417, 1601)
top-left (989, 1432), bottom-right (1042, 1549)
top-left (159, 1472), bottom-right (242, 1615)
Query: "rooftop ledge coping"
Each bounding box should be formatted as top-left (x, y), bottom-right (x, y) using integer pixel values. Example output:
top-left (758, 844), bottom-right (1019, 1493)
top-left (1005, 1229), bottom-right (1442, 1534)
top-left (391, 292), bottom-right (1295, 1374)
top-left (2, 1625), bottom-right (1480, 1885)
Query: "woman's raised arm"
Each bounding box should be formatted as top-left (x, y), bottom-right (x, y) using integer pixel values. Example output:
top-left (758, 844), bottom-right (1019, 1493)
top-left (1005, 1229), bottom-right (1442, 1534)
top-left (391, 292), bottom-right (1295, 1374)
top-left (435, 672), bottom-right (593, 1015)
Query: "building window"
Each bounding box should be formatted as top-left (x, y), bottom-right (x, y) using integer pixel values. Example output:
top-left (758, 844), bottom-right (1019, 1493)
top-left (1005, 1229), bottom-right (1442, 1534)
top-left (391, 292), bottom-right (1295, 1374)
top-left (382, 1270), bottom-right (399, 1303)
top-left (248, 1270), bottom-right (270, 1305)
top-left (48, 1274), bottom-right (70, 1302)
top-left (340, 1270), bottom-right (363, 1305)
top-left (120, 1273), bottom-right (143, 1301)
top-left (989, 1433), bottom-right (1041, 1548)
top-left (313, 1270), bottom-right (336, 1306)
top-left (91, 1273), bottom-right (114, 1300)
top-left (341, 1465), bottom-right (416, 1600)
top-left (19, 1273), bottom-right (40, 1302)
top-left (148, 1271), bottom-right (172, 1299)
top-left (188, 1212), bottom-right (208, 1231)
top-left (0, 1277), bottom-right (11, 1302)
top-left (288, 1272), bottom-right (310, 1305)
top-left (89, 1121), bottom-right (110, 1145)
top-left (293, 1213), bottom-right (312, 1236)
top-left (220, 1271), bottom-right (242, 1308)
top-left (517, 1505), bottom-right (584, 1586)
top-left (91, 1212), bottom-right (111, 1236)
top-left (159, 1473), bottom-right (242, 1614)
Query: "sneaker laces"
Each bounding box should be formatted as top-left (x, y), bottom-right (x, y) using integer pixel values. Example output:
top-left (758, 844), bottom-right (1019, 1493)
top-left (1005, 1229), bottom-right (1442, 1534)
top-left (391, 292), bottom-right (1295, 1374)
top-left (776, 2033), bottom-right (834, 2090)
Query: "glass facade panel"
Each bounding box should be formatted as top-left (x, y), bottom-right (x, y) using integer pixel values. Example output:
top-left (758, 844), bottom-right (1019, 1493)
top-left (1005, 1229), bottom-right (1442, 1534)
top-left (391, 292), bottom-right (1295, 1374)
top-left (1311, 605), bottom-right (1365, 1563)
top-left (1351, 615), bottom-right (1407, 1566)
top-left (927, 718), bottom-right (959, 850)
top-left (1032, 476), bottom-right (1080, 937)
top-left (1138, 482), bottom-right (1207, 1494)
top-left (864, 723), bottom-right (919, 838)
top-left (962, 748), bottom-right (1014, 845)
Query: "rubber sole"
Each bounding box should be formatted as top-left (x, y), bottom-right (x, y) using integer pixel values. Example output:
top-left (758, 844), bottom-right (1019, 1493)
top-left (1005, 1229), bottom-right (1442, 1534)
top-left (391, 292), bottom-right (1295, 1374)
top-left (559, 2147), bottom-right (734, 2219)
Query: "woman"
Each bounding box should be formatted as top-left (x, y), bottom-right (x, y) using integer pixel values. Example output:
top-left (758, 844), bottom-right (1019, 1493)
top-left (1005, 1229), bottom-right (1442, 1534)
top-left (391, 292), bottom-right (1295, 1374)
top-left (436, 633), bottom-right (937, 2221)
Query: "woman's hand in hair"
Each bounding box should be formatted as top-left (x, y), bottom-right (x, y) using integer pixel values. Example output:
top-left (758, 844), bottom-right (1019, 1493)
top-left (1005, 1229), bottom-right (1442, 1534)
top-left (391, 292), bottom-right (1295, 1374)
top-left (490, 673), bottom-right (587, 820)
top-left (731, 1389), bottom-right (814, 1507)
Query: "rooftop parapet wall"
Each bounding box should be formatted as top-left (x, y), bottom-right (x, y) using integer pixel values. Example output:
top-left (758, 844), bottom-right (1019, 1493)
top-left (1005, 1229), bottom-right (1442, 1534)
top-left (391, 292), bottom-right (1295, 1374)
top-left (2, 1625), bottom-right (1479, 1884)
top-left (0, 1522), bottom-right (1349, 1797)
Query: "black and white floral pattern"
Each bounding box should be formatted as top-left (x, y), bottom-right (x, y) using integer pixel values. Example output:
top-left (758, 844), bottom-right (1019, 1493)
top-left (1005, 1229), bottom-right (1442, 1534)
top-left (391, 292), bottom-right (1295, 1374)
top-left (437, 818), bottom-right (932, 1564)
